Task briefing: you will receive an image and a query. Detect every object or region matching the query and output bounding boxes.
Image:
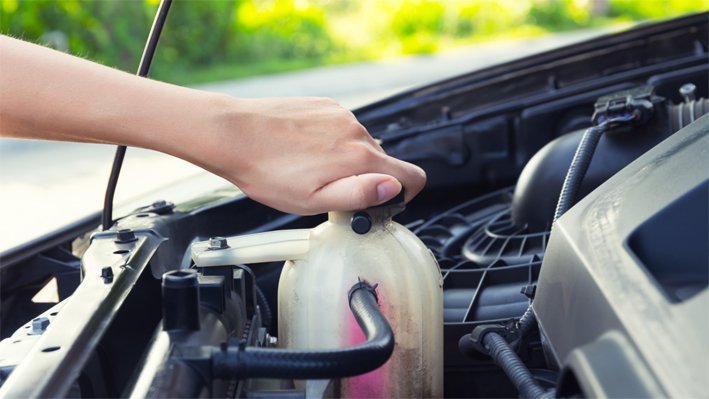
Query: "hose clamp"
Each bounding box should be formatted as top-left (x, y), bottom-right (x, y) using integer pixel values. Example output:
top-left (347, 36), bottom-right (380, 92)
top-left (469, 324), bottom-right (508, 356)
top-left (348, 278), bottom-right (379, 305)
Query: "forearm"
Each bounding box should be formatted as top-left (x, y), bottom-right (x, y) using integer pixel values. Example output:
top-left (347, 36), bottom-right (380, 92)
top-left (0, 35), bottom-right (229, 164)
top-left (0, 34), bottom-right (426, 215)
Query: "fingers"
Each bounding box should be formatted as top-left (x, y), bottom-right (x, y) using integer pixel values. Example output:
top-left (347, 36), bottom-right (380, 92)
top-left (317, 142), bottom-right (426, 211)
top-left (347, 123), bottom-right (426, 200)
top-left (373, 155), bottom-right (427, 203)
top-left (310, 174), bottom-right (402, 212)
top-left (308, 153), bottom-right (426, 213)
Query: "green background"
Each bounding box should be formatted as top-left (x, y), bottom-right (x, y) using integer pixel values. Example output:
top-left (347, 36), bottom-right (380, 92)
top-left (2, 0), bottom-right (707, 86)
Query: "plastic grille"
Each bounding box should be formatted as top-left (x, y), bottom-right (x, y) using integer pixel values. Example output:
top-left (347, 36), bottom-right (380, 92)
top-left (413, 187), bottom-right (550, 365)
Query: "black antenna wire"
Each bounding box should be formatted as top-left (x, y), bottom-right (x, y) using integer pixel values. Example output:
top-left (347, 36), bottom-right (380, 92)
top-left (102, 0), bottom-right (173, 230)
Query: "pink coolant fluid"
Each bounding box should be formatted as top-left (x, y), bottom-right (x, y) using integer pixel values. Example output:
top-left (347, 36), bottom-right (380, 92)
top-left (339, 291), bottom-right (390, 398)
top-left (277, 208), bottom-right (444, 398)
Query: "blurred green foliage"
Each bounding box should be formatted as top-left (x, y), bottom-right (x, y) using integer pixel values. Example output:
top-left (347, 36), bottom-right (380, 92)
top-left (1, 0), bottom-right (707, 86)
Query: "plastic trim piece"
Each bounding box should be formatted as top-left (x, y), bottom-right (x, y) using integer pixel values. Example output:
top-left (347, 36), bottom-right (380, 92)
top-left (191, 230), bottom-right (311, 267)
top-left (534, 114), bottom-right (709, 398)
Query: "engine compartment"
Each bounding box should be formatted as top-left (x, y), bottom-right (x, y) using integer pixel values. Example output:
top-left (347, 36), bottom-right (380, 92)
top-left (0, 13), bottom-right (707, 399)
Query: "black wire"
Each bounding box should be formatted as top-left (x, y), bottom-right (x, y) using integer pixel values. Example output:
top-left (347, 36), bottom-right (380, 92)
top-left (254, 284), bottom-right (273, 328)
top-left (552, 124), bottom-right (608, 226)
top-left (552, 114), bottom-right (637, 226)
top-left (102, 0), bottom-right (173, 230)
top-left (517, 305), bottom-right (537, 340)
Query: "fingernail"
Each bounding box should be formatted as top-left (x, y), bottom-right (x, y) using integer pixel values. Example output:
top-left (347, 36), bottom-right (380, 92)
top-left (377, 179), bottom-right (402, 204)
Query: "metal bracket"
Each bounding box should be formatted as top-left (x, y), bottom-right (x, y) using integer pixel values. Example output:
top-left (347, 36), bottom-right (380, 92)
top-left (0, 229), bottom-right (166, 398)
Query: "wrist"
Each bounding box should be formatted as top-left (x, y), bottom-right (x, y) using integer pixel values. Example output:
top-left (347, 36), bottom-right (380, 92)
top-left (168, 92), bottom-right (249, 187)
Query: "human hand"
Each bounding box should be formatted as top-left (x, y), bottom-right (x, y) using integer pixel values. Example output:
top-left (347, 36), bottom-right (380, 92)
top-left (0, 36), bottom-right (424, 215)
top-left (189, 96), bottom-right (426, 215)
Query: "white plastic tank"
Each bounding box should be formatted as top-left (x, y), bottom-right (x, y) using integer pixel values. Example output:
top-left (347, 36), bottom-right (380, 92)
top-left (192, 202), bottom-right (443, 398)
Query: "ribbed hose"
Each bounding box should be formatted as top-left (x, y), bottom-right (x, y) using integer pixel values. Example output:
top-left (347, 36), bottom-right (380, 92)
top-left (254, 284), bottom-right (272, 328)
top-left (553, 124), bottom-right (608, 225)
top-left (483, 333), bottom-right (550, 399)
top-left (518, 305), bottom-right (537, 339)
top-left (669, 98), bottom-right (709, 132)
top-left (212, 281), bottom-right (394, 380)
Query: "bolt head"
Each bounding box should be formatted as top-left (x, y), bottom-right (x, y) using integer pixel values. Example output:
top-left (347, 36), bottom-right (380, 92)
top-left (679, 83), bottom-right (696, 95)
top-left (101, 267), bottom-right (114, 283)
top-left (116, 229), bottom-right (137, 243)
top-left (209, 237), bottom-right (229, 250)
top-left (32, 317), bottom-right (50, 332)
top-left (680, 83), bottom-right (697, 102)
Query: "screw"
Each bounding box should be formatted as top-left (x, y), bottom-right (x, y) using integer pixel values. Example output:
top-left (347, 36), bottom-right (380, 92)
top-left (116, 229), bottom-right (137, 243)
top-left (268, 335), bottom-right (278, 347)
top-left (32, 317), bottom-right (50, 334)
top-left (152, 200), bottom-right (167, 208)
top-left (101, 267), bottom-right (114, 284)
top-left (209, 237), bottom-right (229, 250)
top-left (351, 212), bottom-right (372, 235)
top-left (679, 83), bottom-right (696, 103)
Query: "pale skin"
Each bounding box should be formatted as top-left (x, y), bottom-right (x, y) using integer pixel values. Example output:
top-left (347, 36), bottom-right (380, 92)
top-left (0, 35), bottom-right (426, 215)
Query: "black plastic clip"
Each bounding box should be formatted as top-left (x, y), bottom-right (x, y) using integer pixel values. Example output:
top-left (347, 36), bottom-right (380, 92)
top-left (348, 277), bottom-right (379, 304)
top-left (520, 284), bottom-right (536, 300)
top-left (469, 324), bottom-right (507, 356)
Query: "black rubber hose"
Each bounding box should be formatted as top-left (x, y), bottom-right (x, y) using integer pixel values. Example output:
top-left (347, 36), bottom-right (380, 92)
top-left (212, 281), bottom-right (394, 380)
top-left (254, 284), bottom-right (272, 328)
top-left (102, 0), bottom-right (173, 230)
top-left (552, 124), bottom-right (608, 225)
top-left (483, 332), bottom-right (549, 399)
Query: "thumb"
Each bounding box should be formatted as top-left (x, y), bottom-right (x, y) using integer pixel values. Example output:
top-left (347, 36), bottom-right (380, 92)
top-left (311, 174), bottom-right (402, 212)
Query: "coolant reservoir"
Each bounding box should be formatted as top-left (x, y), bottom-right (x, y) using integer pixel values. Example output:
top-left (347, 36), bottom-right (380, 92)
top-left (192, 201), bottom-right (443, 398)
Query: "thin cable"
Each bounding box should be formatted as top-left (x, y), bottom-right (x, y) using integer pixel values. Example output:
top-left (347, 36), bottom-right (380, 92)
top-left (102, 0), bottom-right (173, 230)
top-left (552, 114), bottom-right (636, 226)
top-left (552, 124), bottom-right (608, 225)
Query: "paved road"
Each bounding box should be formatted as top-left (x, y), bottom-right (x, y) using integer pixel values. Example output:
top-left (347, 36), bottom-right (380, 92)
top-left (0, 28), bottom-right (615, 253)
top-left (193, 28), bottom-right (611, 109)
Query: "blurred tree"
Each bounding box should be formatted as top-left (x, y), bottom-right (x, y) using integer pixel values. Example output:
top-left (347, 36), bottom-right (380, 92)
top-left (1, 0), bottom-right (706, 85)
top-left (391, 0), bottom-right (445, 54)
top-left (1, 0), bottom-right (154, 72)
